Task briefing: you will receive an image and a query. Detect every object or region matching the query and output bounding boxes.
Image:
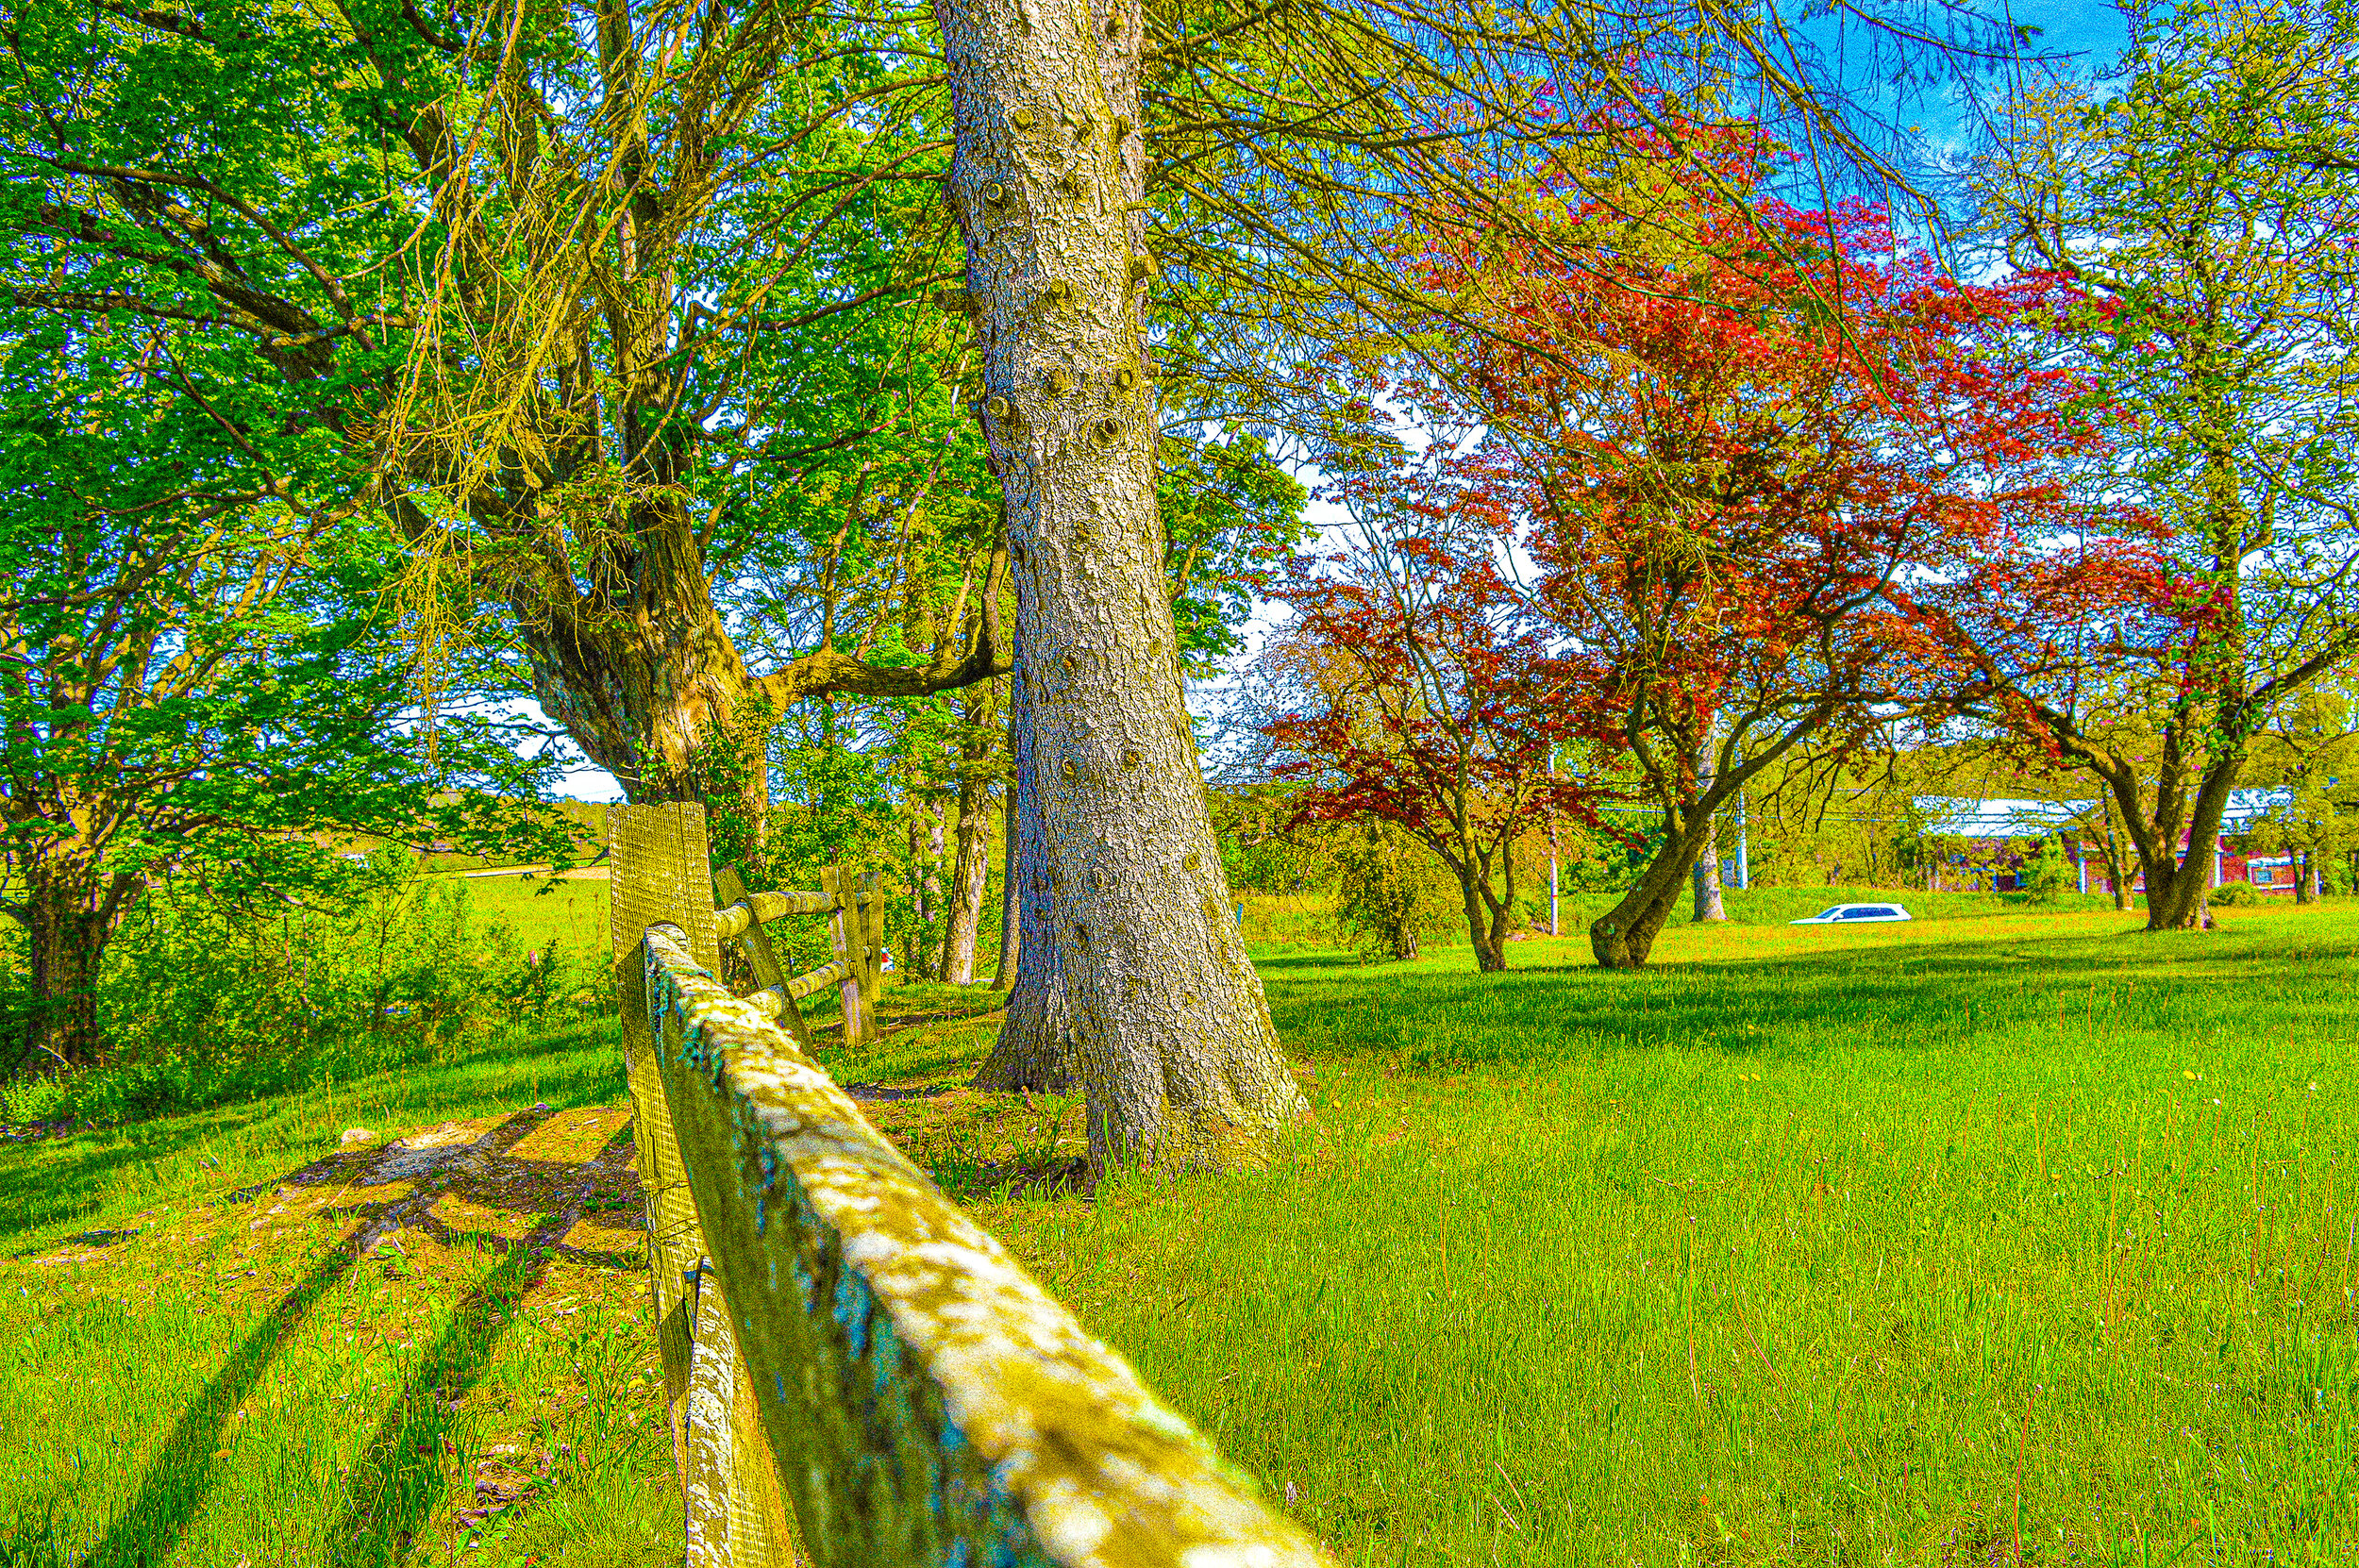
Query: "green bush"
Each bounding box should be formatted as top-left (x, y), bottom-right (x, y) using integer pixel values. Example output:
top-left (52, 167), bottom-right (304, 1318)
top-left (1330, 822), bottom-right (1444, 962)
top-left (0, 848), bottom-right (604, 1126)
top-left (2020, 837), bottom-right (2076, 904)
top-left (2212, 879), bottom-right (2261, 906)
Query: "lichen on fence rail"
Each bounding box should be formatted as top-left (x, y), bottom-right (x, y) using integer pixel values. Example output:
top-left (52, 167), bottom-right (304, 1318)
top-left (640, 922), bottom-right (1329, 1568)
top-left (714, 889), bottom-right (842, 942)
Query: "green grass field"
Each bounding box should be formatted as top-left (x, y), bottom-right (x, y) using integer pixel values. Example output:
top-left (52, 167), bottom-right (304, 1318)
top-left (6, 896), bottom-right (2355, 1564)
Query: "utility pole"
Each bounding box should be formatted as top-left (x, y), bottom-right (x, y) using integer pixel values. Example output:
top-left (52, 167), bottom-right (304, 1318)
top-left (1735, 792), bottom-right (1750, 891)
top-left (1548, 746), bottom-right (1560, 936)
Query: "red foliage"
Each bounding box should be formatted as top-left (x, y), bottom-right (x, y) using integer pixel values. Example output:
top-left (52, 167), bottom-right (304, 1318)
top-left (1296, 116), bottom-right (2122, 965)
top-left (1420, 175), bottom-right (2107, 790)
top-left (1256, 466), bottom-right (1604, 970)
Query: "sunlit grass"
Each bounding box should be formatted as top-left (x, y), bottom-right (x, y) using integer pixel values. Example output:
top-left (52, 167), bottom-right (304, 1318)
top-left (0, 1024), bottom-right (682, 1567)
top-left (8, 897), bottom-right (2356, 1564)
top-left (965, 901), bottom-right (2359, 1564)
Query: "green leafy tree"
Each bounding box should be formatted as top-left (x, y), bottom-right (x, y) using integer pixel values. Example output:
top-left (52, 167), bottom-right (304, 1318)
top-left (2241, 688), bottom-right (2359, 901)
top-left (1951, 0), bottom-right (2359, 930)
top-left (0, 0), bottom-right (1012, 893)
top-left (0, 322), bottom-right (557, 1071)
top-left (1329, 820), bottom-right (1435, 963)
top-left (2020, 837), bottom-right (2075, 903)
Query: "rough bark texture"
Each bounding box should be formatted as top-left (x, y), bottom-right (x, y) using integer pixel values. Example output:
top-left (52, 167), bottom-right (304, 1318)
top-left (994, 772), bottom-right (1020, 987)
top-left (934, 0), bottom-right (1303, 1170)
top-left (1691, 813), bottom-right (1728, 922)
top-left (14, 857), bottom-right (139, 1074)
top-left (972, 653), bottom-right (1075, 1093)
top-left (940, 775), bottom-right (995, 985)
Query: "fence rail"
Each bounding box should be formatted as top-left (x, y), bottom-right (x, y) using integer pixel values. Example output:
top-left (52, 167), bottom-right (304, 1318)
top-left (707, 862), bottom-right (885, 1051)
top-left (610, 803), bottom-right (1326, 1568)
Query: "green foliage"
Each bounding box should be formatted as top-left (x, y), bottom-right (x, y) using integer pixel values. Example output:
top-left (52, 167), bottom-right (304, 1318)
top-left (1954, 0), bottom-right (2359, 909)
top-left (1212, 786), bottom-right (1323, 895)
top-left (2212, 878), bottom-right (2262, 906)
top-left (1, 855), bottom-right (602, 1126)
top-left (1159, 433), bottom-right (1313, 674)
top-left (1327, 822), bottom-right (1442, 962)
top-left (2019, 836), bottom-right (2075, 903)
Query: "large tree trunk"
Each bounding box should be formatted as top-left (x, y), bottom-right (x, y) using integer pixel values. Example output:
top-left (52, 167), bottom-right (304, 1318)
top-left (2300, 851), bottom-right (2319, 904)
top-left (1691, 812), bottom-right (1727, 922)
top-left (2095, 795), bottom-right (2133, 910)
top-left (12, 855), bottom-right (140, 1075)
top-left (1456, 868), bottom-right (1505, 973)
top-left (974, 661), bottom-right (1074, 1092)
top-left (933, 7), bottom-right (1303, 1169)
top-left (1593, 807), bottom-right (1718, 969)
top-left (499, 495), bottom-right (782, 876)
top-left (489, 484), bottom-right (1009, 888)
top-left (2110, 750), bottom-right (2243, 932)
top-left (940, 769), bottom-right (995, 985)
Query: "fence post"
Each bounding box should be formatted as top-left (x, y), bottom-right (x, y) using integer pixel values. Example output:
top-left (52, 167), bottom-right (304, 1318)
top-left (821, 865), bottom-right (870, 1048)
top-left (714, 863), bottom-right (815, 1055)
top-left (858, 870), bottom-right (886, 1035)
top-left (611, 804), bottom-right (799, 1567)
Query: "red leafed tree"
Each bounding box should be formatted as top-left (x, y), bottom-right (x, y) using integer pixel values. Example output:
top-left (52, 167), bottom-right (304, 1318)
top-left (1404, 127), bottom-right (2098, 967)
top-left (1254, 462), bottom-right (1600, 973)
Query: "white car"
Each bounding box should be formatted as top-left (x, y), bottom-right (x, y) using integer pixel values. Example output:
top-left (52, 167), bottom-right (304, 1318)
top-left (1790, 903), bottom-right (1913, 925)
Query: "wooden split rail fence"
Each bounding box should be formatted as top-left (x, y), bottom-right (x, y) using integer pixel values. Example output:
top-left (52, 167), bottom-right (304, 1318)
top-left (607, 803), bottom-right (1327, 1568)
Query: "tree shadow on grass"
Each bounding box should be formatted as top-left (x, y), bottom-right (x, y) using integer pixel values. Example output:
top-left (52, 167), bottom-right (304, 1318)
top-left (321, 1209), bottom-right (583, 1567)
top-left (66, 1104), bottom-right (640, 1568)
top-left (0, 1022), bottom-right (626, 1255)
top-left (67, 1239), bottom-right (365, 1568)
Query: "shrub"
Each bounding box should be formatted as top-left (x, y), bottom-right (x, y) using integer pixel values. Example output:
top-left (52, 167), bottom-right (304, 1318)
top-left (1, 849), bottom-right (603, 1126)
top-left (2020, 837), bottom-right (2076, 904)
top-left (2211, 879), bottom-right (2261, 907)
top-left (1329, 821), bottom-right (1441, 962)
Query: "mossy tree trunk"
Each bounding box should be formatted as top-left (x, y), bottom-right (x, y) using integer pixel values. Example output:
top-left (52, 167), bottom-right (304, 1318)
top-left (934, 0), bottom-right (1303, 1168)
top-left (12, 852), bottom-right (140, 1074)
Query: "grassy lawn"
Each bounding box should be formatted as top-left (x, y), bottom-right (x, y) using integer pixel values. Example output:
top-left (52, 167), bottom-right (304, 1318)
top-left (6, 896), bottom-right (2355, 1563)
top-left (449, 873), bottom-right (613, 958)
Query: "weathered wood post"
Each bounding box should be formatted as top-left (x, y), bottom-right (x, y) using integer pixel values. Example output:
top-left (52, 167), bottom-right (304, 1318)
top-left (715, 863), bottom-right (815, 1054)
top-left (859, 870), bottom-right (886, 1025)
top-left (611, 804), bottom-right (798, 1566)
top-left (820, 864), bottom-right (872, 1048)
